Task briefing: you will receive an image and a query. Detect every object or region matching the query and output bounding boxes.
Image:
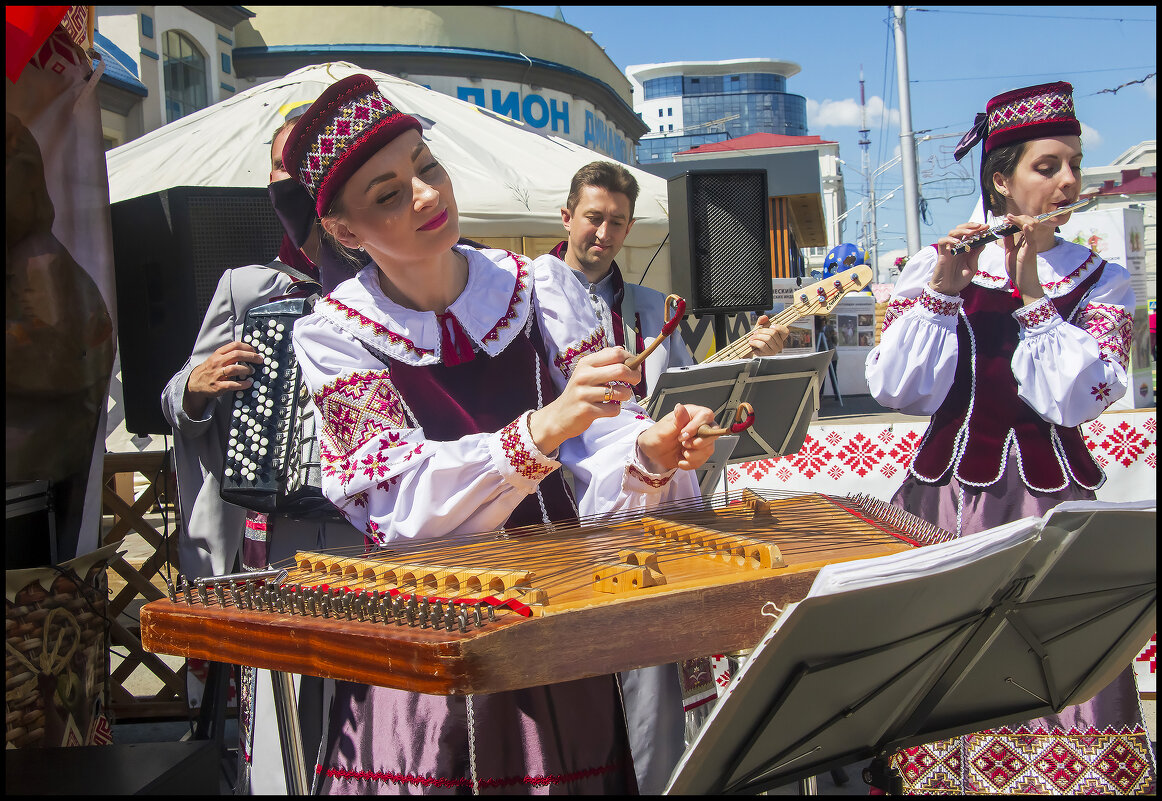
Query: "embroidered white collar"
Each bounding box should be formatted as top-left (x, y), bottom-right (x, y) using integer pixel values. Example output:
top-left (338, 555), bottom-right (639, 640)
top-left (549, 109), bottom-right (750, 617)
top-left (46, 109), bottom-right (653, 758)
top-left (969, 239), bottom-right (1102, 298)
top-left (315, 245), bottom-right (533, 366)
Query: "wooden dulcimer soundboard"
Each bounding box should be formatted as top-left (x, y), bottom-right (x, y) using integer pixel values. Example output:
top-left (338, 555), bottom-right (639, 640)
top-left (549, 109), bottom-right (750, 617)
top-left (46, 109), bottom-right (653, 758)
top-left (140, 489), bottom-right (952, 695)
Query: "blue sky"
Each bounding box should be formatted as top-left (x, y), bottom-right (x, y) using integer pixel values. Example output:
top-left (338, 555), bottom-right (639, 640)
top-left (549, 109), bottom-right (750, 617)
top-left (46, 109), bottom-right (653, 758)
top-left (509, 5), bottom-right (1157, 267)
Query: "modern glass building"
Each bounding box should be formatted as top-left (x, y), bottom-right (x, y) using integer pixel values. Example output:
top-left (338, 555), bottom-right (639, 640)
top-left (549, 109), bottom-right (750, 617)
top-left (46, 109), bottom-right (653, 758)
top-left (627, 59), bottom-right (808, 164)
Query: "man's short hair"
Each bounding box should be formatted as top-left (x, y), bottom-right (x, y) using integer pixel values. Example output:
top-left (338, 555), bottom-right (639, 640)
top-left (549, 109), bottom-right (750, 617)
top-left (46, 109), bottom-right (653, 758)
top-left (566, 161), bottom-right (640, 218)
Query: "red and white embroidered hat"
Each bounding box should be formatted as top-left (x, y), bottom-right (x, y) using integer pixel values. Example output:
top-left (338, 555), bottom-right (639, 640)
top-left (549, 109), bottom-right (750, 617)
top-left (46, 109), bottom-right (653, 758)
top-left (984, 81), bottom-right (1080, 154)
top-left (282, 73), bottom-right (423, 217)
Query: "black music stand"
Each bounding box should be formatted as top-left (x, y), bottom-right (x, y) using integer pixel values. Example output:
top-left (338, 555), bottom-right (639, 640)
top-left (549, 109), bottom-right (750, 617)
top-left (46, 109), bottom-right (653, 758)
top-left (665, 500), bottom-right (1157, 795)
top-left (644, 351), bottom-right (833, 495)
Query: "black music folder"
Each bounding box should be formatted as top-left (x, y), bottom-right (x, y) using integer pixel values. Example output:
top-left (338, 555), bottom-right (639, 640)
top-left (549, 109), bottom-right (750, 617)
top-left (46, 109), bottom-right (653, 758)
top-left (665, 499), bottom-right (1157, 794)
top-left (644, 351), bottom-right (833, 494)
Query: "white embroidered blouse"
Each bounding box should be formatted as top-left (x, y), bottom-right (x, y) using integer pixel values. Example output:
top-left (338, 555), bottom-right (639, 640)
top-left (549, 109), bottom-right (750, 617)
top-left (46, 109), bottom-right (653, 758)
top-left (292, 245), bottom-right (697, 545)
top-left (865, 238), bottom-right (1135, 426)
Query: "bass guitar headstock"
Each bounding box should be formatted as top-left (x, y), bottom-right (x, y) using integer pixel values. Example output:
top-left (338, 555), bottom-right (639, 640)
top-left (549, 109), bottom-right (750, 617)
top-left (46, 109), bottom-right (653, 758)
top-left (789, 266), bottom-right (873, 316)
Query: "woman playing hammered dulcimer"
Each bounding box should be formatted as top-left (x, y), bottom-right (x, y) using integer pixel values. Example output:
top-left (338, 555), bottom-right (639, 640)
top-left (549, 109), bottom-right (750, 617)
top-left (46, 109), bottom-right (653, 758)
top-left (281, 73), bottom-right (720, 794)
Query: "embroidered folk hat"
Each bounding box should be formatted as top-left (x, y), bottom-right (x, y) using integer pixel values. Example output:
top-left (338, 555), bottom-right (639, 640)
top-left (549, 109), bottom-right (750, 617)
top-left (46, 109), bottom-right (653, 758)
top-left (282, 73), bottom-right (423, 217)
top-left (954, 81), bottom-right (1080, 162)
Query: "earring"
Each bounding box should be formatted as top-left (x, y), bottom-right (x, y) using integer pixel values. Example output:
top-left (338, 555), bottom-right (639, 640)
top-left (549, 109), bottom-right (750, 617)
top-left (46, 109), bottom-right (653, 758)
top-left (357, 245), bottom-right (365, 252)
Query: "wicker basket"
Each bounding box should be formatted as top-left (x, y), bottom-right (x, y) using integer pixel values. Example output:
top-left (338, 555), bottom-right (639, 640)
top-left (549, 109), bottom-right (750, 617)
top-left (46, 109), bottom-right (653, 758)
top-left (5, 562), bottom-right (111, 748)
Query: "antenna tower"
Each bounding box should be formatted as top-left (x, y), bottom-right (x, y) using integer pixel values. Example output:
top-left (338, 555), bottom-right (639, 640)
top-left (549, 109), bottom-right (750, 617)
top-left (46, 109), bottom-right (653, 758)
top-left (858, 67), bottom-right (872, 257)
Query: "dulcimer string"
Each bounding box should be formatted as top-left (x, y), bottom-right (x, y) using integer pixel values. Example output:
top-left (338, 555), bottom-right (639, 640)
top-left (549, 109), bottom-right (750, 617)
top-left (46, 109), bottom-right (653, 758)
top-left (256, 491), bottom-right (948, 600)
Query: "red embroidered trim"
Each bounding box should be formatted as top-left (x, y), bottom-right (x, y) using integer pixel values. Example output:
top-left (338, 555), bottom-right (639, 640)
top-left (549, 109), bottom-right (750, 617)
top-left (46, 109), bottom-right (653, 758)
top-left (553, 326), bottom-right (606, 378)
top-left (1042, 252), bottom-right (1100, 294)
top-left (627, 463), bottom-right (671, 489)
top-left (919, 288), bottom-right (961, 316)
top-left (1014, 298), bottom-right (1058, 328)
top-left (881, 296), bottom-right (916, 333)
top-left (499, 416), bottom-right (554, 482)
top-left (319, 759), bottom-right (623, 789)
top-left (320, 297), bottom-right (434, 359)
top-left (481, 252), bottom-right (530, 344)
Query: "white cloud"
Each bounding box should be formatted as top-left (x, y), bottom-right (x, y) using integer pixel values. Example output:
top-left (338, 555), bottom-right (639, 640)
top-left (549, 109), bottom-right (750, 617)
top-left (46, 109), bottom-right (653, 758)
top-left (1144, 75), bottom-right (1156, 100)
top-left (1079, 121), bottom-right (1103, 149)
top-left (806, 95), bottom-right (900, 130)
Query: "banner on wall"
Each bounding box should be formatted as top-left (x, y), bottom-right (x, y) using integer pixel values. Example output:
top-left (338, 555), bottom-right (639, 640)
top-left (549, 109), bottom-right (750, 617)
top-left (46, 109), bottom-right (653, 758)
top-left (1059, 207), bottom-right (1154, 409)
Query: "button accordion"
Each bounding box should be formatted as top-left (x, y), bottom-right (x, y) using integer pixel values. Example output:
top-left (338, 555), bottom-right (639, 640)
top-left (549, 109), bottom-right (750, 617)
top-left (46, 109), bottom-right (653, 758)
top-left (219, 295), bottom-right (339, 519)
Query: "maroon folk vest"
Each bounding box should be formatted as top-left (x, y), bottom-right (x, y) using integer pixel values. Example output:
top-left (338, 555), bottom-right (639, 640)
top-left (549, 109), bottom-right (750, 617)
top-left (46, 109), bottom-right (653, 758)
top-left (910, 260), bottom-right (1107, 492)
top-left (382, 312), bottom-right (578, 530)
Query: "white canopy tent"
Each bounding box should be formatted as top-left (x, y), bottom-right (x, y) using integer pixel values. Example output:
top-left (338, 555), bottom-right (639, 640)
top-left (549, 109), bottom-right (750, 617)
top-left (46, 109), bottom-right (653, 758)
top-left (105, 61), bottom-right (673, 281)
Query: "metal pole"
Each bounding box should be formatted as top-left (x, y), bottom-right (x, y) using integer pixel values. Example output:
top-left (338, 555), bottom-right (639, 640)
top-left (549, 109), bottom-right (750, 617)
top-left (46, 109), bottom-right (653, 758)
top-left (869, 180), bottom-right (879, 283)
top-left (270, 669), bottom-right (311, 795)
top-left (893, 6), bottom-right (922, 256)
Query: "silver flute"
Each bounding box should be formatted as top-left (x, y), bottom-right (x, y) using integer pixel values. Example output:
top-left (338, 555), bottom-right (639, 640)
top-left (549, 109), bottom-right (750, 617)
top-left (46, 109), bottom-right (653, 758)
top-left (949, 197), bottom-right (1092, 255)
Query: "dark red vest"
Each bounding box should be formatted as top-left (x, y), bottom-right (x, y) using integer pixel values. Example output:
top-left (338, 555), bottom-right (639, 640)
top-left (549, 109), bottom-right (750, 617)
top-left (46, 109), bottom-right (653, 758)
top-left (385, 314), bottom-right (578, 529)
top-left (910, 261), bottom-right (1107, 492)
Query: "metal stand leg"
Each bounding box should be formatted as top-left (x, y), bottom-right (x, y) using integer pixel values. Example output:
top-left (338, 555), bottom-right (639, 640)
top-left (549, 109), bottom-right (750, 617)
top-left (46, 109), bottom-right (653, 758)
top-left (798, 774), bottom-right (819, 794)
top-left (270, 670), bottom-right (310, 795)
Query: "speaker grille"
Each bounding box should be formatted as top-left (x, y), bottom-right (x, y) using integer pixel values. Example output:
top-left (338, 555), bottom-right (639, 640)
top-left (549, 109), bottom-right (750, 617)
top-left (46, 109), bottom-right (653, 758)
top-left (186, 195), bottom-right (285, 324)
top-left (689, 172), bottom-right (770, 311)
top-left (112, 187), bottom-right (286, 435)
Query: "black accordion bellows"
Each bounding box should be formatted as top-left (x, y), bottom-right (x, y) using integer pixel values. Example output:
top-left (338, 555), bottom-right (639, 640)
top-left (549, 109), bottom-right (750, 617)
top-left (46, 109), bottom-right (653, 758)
top-left (220, 296), bottom-right (340, 520)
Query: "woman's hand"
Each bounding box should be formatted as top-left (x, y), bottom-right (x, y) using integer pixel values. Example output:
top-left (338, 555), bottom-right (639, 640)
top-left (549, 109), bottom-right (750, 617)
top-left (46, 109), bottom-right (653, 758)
top-left (1001, 213), bottom-right (1045, 305)
top-left (635, 403), bottom-right (718, 473)
top-left (527, 347), bottom-right (642, 455)
top-left (749, 315), bottom-right (790, 357)
top-left (183, 340), bottom-right (263, 418)
top-left (930, 221), bottom-right (988, 296)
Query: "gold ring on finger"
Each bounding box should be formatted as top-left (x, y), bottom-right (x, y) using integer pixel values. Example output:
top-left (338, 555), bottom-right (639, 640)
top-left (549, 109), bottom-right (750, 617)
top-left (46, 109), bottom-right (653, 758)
top-left (603, 384), bottom-right (615, 403)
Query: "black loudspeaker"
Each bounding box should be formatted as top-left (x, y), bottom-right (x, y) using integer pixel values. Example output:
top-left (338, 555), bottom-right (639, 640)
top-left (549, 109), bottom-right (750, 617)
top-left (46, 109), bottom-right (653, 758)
top-left (111, 187), bottom-right (285, 436)
top-left (668, 170), bottom-right (773, 316)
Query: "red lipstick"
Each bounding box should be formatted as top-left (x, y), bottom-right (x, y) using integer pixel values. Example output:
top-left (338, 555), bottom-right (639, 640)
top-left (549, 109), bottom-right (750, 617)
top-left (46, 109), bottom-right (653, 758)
top-left (419, 209), bottom-right (447, 231)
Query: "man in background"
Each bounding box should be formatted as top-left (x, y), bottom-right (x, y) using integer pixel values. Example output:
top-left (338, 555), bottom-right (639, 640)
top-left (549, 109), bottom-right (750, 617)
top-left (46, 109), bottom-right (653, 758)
top-left (552, 161), bottom-right (790, 400)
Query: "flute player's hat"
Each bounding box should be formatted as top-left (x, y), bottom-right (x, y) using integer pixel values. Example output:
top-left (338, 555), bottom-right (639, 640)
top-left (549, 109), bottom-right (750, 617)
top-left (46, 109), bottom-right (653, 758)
top-left (282, 73), bottom-right (423, 218)
top-left (953, 81), bottom-right (1081, 214)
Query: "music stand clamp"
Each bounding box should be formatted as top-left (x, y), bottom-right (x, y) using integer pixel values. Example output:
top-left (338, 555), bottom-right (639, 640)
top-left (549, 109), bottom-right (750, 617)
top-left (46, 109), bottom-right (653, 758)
top-left (665, 500), bottom-right (1157, 795)
top-left (644, 351), bottom-right (833, 495)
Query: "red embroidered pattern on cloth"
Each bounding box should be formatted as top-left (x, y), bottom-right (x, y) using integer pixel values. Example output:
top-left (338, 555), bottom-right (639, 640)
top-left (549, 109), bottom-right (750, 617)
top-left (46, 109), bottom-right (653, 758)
top-left (891, 728), bottom-right (1155, 794)
top-left (882, 296), bottom-right (917, 333)
top-left (319, 759), bottom-right (623, 789)
top-left (481, 252), bottom-right (531, 344)
top-left (1076, 302), bottom-right (1133, 370)
top-left (919, 288), bottom-right (962, 317)
top-left (627, 463), bottom-right (671, 489)
top-left (553, 327), bottom-right (607, 378)
top-left (1015, 297), bottom-right (1058, 328)
top-left (499, 417), bottom-right (555, 482)
top-left (320, 297), bottom-right (434, 360)
top-left (315, 369), bottom-right (409, 456)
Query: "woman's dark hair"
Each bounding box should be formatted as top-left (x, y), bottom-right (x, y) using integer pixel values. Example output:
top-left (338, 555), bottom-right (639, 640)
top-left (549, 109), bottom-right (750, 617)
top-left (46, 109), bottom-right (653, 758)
top-left (981, 140), bottom-right (1028, 216)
